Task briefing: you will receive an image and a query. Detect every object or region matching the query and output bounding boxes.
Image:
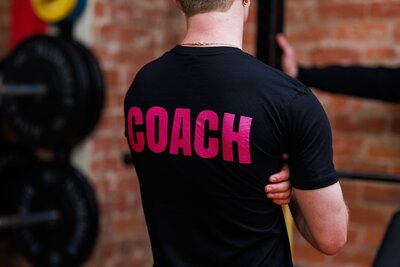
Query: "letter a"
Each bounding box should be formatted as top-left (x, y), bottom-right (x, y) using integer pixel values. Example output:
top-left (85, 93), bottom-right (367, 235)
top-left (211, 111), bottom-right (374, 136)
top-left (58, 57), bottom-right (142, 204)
top-left (170, 108), bottom-right (192, 156)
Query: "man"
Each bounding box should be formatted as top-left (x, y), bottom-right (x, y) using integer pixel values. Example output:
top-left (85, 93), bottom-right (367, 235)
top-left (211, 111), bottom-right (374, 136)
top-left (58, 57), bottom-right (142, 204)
top-left (124, 0), bottom-right (348, 266)
top-left (277, 34), bottom-right (400, 103)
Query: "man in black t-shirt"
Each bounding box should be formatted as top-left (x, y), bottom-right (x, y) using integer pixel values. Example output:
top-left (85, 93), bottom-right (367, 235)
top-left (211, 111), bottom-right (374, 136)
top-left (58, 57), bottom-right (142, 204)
top-left (124, 1), bottom-right (348, 266)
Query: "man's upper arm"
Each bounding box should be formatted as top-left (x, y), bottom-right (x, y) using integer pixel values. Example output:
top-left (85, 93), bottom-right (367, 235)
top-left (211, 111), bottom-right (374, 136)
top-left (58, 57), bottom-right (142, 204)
top-left (284, 88), bottom-right (348, 254)
top-left (285, 89), bottom-right (338, 190)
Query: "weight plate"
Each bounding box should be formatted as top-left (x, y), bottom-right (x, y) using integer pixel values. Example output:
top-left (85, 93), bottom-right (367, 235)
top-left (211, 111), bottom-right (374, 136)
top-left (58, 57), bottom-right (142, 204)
top-left (70, 40), bottom-right (105, 141)
top-left (14, 162), bottom-right (99, 267)
top-left (0, 142), bottom-right (37, 221)
top-left (0, 35), bottom-right (88, 149)
top-left (0, 142), bottom-right (36, 172)
top-left (31, 0), bottom-right (78, 24)
top-left (57, 37), bottom-right (92, 146)
top-left (64, 0), bottom-right (87, 23)
top-left (0, 54), bottom-right (7, 72)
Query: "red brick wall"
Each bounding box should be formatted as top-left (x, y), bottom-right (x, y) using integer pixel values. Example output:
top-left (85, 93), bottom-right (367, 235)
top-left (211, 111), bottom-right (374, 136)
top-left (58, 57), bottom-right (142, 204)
top-left (285, 1), bottom-right (400, 267)
top-left (88, 1), bottom-right (400, 267)
top-left (1, 0), bottom-right (400, 267)
top-left (85, 1), bottom-right (185, 266)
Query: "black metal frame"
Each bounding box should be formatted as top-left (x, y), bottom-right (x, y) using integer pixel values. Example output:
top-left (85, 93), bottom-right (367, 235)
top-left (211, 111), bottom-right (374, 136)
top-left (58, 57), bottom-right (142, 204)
top-left (338, 171), bottom-right (400, 184)
top-left (256, 0), bottom-right (285, 69)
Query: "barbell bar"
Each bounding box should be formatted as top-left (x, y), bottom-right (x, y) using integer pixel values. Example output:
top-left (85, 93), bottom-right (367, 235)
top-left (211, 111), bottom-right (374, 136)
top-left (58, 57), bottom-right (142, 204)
top-left (0, 210), bottom-right (60, 230)
top-left (0, 83), bottom-right (47, 97)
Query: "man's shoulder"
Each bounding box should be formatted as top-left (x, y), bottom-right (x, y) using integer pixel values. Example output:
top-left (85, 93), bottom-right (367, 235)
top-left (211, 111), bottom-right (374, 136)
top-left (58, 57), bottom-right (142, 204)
top-left (135, 52), bottom-right (171, 78)
top-left (239, 53), bottom-right (310, 98)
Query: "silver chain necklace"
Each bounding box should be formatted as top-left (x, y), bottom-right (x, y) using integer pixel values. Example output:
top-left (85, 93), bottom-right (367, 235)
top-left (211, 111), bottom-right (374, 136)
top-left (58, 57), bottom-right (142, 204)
top-left (180, 42), bottom-right (240, 49)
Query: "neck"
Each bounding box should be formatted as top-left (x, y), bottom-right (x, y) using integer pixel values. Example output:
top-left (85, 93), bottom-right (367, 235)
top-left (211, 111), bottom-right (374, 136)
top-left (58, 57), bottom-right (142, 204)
top-left (181, 5), bottom-right (245, 49)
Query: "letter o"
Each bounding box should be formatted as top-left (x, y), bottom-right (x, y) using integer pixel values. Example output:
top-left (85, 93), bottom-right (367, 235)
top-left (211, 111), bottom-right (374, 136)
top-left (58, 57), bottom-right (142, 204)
top-left (146, 107), bottom-right (169, 153)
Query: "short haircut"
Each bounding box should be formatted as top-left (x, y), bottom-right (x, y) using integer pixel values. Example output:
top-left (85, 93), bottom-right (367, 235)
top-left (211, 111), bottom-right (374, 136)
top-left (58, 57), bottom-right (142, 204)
top-left (177, 0), bottom-right (236, 16)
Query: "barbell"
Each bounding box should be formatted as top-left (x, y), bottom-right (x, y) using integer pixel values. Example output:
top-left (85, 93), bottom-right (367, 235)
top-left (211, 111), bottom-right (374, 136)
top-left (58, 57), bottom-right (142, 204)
top-left (0, 35), bottom-right (105, 149)
top-left (0, 211), bottom-right (60, 229)
top-left (0, 83), bottom-right (47, 97)
top-left (0, 145), bottom-right (99, 267)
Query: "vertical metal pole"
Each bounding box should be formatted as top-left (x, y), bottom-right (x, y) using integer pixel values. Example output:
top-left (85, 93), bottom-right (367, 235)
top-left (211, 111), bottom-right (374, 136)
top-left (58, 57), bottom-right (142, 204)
top-left (257, 0), bottom-right (293, 252)
top-left (256, 0), bottom-right (285, 69)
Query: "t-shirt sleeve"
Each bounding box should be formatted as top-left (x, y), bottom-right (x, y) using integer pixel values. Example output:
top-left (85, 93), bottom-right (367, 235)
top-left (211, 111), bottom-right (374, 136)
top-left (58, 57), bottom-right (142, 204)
top-left (284, 88), bottom-right (338, 190)
top-left (298, 66), bottom-right (400, 102)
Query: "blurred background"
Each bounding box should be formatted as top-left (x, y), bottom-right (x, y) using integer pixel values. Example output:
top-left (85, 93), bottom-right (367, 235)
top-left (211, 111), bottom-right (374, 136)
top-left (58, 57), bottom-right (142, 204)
top-left (0, 0), bottom-right (399, 267)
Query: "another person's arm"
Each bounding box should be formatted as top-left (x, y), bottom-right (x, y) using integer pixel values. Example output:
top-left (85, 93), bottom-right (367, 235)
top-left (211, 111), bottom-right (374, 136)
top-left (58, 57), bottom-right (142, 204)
top-left (298, 66), bottom-right (400, 102)
top-left (265, 154), bottom-right (292, 205)
top-left (276, 34), bottom-right (400, 102)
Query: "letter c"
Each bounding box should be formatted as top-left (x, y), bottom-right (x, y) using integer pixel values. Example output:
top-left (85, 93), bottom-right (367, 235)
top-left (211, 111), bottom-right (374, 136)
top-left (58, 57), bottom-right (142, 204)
top-left (127, 106), bottom-right (145, 152)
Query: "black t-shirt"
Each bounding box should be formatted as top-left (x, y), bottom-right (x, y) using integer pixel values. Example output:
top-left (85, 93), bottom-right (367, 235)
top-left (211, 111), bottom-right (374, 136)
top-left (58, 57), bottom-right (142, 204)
top-left (124, 46), bottom-right (338, 267)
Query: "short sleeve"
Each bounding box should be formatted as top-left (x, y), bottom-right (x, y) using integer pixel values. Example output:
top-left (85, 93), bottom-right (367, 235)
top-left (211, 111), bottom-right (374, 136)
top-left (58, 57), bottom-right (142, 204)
top-left (284, 89), bottom-right (338, 190)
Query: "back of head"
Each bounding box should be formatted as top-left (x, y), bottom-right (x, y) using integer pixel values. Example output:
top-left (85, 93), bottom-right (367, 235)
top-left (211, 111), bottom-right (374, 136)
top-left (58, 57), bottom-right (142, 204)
top-left (177, 0), bottom-right (235, 16)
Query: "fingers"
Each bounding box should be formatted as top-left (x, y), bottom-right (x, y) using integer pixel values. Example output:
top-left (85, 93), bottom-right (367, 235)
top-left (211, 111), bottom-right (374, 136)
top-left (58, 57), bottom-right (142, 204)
top-left (276, 34), bottom-right (294, 59)
top-left (276, 34), bottom-right (291, 53)
top-left (265, 152), bottom-right (292, 205)
top-left (269, 163), bottom-right (289, 184)
top-left (275, 33), bottom-right (298, 78)
top-left (266, 191), bottom-right (291, 205)
top-left (266, 191), bottom-right (291, 200)
top-left (265, 178), bottom-right (291, 193)
top-left (265, 176), bottom-right (291, 206)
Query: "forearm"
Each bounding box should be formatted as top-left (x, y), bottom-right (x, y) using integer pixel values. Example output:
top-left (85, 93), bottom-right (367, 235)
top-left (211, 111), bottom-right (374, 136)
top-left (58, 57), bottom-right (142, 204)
top-left (289, 184), bottom-right (349, 255)
top-left (289, 193), bottom-right (321, 252)
top-left (298, 66), bottom-right (400, 102)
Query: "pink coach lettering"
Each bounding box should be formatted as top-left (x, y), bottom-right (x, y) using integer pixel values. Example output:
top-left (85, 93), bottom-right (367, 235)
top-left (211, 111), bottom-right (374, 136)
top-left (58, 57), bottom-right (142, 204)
top-left (194, 110), bottom-right (219, 159)
top-left (127, 106), bottom-right (253, 164)
top-left (146, 107), bottom-right (168, 153)
top-left (127, 107), bottom-right (145, 152)
top-left (170, 108), bottom-right (192, 156)
top-left (222, 113), bottom-right (252, 164)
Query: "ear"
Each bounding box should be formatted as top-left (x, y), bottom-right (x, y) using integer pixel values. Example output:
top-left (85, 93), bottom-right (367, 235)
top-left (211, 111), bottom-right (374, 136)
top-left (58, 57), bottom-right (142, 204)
top-left (243, 0), bottom-right (251, 7)
top-left (243, 0), bottom-right (251, 22)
